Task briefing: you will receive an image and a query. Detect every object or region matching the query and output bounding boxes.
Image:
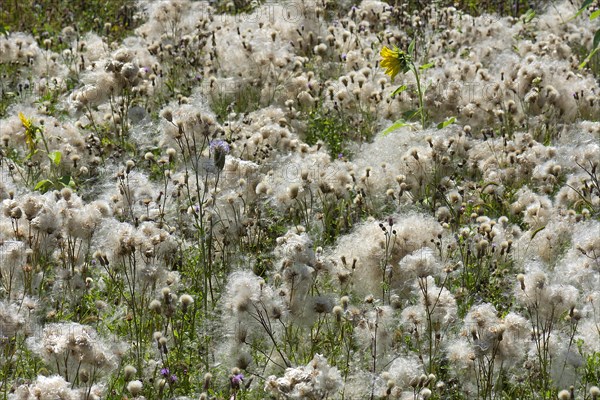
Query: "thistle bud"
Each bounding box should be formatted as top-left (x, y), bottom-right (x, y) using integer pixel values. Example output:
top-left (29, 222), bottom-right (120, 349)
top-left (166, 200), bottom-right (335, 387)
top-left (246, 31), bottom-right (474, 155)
top-left (209, 139), bottom-right (229, 171)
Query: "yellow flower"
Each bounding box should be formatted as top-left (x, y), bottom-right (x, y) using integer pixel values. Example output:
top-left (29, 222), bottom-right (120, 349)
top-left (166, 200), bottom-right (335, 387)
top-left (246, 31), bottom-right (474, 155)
top-left (18, 112), bottom-right (32, 130)
top-left (380, 46), bottom-right (412, 80)
top-left (380, 46), bottom-right (400, 79)
top-left (18, 112), bottom-right (36, 154)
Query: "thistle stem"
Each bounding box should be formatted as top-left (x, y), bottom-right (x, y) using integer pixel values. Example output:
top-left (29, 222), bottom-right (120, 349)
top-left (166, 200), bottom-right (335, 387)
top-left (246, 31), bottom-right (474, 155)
top-left (411, 63), bottom-right (425, 129)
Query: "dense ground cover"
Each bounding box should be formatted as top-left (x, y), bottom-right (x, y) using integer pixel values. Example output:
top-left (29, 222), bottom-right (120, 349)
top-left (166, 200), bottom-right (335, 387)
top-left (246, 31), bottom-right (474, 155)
top-left (0, 0), bottom-right (599, 399)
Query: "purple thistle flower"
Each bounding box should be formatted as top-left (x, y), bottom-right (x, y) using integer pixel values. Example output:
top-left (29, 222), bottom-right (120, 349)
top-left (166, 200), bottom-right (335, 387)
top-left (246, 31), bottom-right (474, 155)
top-left (160, 368), bottom-right (170, 377)
top-left (170, 374), bottom-right (177, 383)
top-left (231, 373), bottom-right (244, 389)
top-left (209, 139), bottom-right (230, 171)
top-left (209, 139), bottom-right (230, 154)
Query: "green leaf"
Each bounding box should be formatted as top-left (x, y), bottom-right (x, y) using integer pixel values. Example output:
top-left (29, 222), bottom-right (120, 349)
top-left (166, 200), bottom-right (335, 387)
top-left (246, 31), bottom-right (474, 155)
top-left (48, 150), bottom-right (61, 166)
top-left (25, 149), bottom-right (38, 161)
top-left (581, 0), bottom-right (594, 8)
top-left (523, 9), bottom-right (536, 23)
top-left (574, 0), bottom-right (593, 18)
top-left (594, 29), bottom-right (600, 49)
top-left (591, 10), bottom-right (600, 20)
top-left (0, 25), bottom-right (8, 37)
top-left (58, 175), bottom-right (72, 187)
top-left (530, 226), bottom-right (546, 240)
top-left (419, 62), bottom-right (434, 70)
top-left (381, 119), bottom-right (409, 136)
top-left (579, 47), bottom-right (599, 69)
top-left (408, 39), bottom-right (415, 56)
top-left (34, 179), bottom-right (53, 193)
top-left (403, 108), bottom-right (422, 120)
top-left (391, 85), bottom-right (407, 97)
top-left (580, 0), bottom-right (594, 11)
top-left (437, 116), bottom-right (456, 129)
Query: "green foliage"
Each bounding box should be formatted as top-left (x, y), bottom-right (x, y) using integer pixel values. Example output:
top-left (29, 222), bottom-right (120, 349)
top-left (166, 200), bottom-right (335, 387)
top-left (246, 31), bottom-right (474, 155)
top-left (437, 116), bottom-right (456, 130)
top-left (381, 118), bottom-right (413, 136)
top-left (390, 0), bottom-right (548, 18)
top-left (304, 108), bottom-right (348, 158)
top-left (303, 105), bottom-right (375, 159)
top-left (0, 63), bottom-right (31, 119)
top-left (573, 1), bottom-right (600, 75)
top-left (209, 81), bottom-right (263, 123)
top-left (34, 174), bottom-right (74, 193)
top-left (572, 342), bottom-right (600, 398)
top-left (0, 0), bottom-right (137, 44)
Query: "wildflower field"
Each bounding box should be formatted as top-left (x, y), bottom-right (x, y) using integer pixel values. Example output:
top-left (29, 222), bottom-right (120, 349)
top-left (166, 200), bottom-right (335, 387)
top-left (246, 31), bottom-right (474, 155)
top-left (1, 0), bottom-right (599, 399)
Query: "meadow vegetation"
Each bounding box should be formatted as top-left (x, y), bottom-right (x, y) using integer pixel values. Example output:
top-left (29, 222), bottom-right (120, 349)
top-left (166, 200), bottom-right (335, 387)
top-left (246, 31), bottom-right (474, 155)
top-left (0, 1), bottom-right (599, 399)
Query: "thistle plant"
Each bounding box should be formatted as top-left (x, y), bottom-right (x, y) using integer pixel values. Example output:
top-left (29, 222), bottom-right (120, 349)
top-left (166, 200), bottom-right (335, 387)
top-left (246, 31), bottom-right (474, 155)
top-left (379, 218), bottom-right (396, 305)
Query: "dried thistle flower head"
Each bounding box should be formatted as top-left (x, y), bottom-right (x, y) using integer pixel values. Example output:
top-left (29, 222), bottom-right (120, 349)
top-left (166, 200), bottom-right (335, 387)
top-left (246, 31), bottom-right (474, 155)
top-left (124, 365), bottom-right (137, 380)
top-left (127, 380), bottom-right (143, 396)
top-left (558, 389), bottom-right (571, 400)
